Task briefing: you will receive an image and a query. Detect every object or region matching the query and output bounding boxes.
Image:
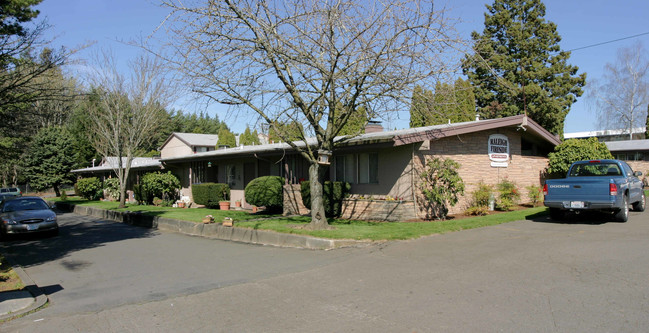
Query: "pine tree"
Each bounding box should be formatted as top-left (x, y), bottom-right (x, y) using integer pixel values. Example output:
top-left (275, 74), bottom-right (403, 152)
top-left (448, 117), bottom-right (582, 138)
top-left (462, 0), bottom-right (586, 136)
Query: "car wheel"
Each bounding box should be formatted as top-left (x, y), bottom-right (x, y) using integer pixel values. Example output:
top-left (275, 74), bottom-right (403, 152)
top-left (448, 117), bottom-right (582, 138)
top-left (632, 192), bottom-right (646, 212)
top-left (615, 195), bottom-right (629, 222)
top-left (549, 208), bottom-right (564, 221)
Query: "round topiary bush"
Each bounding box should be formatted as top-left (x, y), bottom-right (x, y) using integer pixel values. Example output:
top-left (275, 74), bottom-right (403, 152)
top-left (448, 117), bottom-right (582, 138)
top-left (245, 176), bottom-right (284, 212)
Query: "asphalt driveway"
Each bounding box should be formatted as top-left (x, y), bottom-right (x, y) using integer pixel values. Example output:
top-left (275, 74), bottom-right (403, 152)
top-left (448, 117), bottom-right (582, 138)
top-left (2, 208), bottom-right (649, 332)
top-left (0, 212), bottom-right (356, 317)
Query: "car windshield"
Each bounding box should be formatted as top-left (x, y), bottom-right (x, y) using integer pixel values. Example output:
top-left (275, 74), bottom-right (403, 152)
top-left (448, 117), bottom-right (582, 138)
top-left (3, 199), bottom-right (50, 212)
top-left (569, 163), bottom-right (622, 177)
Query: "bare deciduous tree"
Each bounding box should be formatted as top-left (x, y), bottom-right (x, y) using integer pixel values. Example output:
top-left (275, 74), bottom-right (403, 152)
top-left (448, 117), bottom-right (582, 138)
top-left (85, 52), bottom-right (174, 208)
top-left (590, 42), bottom-right (649, 139)
top-left (155, 0), bottom-right (461, 229)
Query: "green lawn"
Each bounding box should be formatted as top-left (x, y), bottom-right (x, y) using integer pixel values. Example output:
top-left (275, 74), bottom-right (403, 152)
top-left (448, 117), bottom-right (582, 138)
top-left (51, 198), bottom-right (272, 222)
top-left (51, 197), bottom-right (548, 241)
top-left (235, 207), bottom-right (549, 240)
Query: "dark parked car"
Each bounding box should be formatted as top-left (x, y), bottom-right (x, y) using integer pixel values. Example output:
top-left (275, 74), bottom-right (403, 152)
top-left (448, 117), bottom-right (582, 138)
top-left (0, 196), bottom-right (58, 238)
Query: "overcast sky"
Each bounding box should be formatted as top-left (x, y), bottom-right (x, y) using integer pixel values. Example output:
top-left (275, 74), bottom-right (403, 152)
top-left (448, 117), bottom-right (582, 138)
top-left (35, 0), bottom-right (649, 134)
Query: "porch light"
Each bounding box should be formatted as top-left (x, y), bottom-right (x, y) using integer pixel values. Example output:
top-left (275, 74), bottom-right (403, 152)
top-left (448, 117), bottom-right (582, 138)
top-left (207, 161), bottom-right (212, 168)
top-left (317, 149), bottom-right (332, 165)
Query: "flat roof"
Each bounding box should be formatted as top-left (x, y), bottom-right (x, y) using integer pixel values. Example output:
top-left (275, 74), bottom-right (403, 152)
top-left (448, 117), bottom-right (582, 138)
top-left (605, 139), bottom-right (649, 152)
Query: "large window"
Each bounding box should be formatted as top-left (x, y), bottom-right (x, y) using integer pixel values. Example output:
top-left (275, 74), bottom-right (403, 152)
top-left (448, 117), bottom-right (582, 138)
top-left (334, 153), bottom-right (378, 184)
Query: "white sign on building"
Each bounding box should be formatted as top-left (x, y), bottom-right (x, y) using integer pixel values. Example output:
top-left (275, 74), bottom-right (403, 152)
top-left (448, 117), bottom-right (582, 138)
top-left (488, 134), bottom-right (509, 167)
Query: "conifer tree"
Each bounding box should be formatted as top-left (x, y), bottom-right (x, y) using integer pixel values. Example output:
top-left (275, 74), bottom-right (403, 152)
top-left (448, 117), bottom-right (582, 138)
top-left (409, 78), bottom-right (475, 127)
top-left (216, 127), bottom-right (236, 148)
top-left (462, 0), bottom-right (586, 136)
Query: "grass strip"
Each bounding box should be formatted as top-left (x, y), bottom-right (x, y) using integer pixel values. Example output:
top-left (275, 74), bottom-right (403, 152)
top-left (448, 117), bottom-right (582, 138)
top-left (235, 206), bottom-right (549, 241)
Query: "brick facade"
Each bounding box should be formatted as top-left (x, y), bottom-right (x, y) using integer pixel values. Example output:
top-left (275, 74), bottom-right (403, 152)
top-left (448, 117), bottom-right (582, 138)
top-left (414, 129), bottom-right (549, 217)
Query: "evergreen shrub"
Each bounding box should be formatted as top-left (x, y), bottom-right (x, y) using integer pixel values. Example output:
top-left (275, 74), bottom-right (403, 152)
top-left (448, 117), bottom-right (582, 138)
top-left (192, 183), bottom-right (230, 208)
top-left (76, 177), bottom-right (103, 201)
top-left (244, 176), bottom-right (284, 212)
top-left (300, 181), bottom-right (351, 218)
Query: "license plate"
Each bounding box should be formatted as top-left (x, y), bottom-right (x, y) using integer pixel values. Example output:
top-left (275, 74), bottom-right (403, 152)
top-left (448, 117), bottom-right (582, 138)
top-left (570, 201), bottom-right (585, 208)
top-left (26, 224), bottom-right (39, 231)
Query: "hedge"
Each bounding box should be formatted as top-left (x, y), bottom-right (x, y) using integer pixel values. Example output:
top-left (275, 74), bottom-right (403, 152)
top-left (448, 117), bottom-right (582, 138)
top-left (300, 181), bottom-right (351, 218)
top-left (192, 183), bottom-right (230, 208)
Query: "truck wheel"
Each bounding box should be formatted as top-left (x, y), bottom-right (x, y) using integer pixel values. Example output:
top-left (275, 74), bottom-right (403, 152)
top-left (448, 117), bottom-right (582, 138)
top-left (632, 192), bottom-right (645, 212)
top-left (549, 208), bottom-right (564, 220)
top-left (615, 195), bottom-right (629, 222)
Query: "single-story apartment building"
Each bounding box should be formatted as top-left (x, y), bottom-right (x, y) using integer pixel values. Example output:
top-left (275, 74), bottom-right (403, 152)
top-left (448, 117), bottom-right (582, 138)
top-left (74, 114), bottom-right (560, 220)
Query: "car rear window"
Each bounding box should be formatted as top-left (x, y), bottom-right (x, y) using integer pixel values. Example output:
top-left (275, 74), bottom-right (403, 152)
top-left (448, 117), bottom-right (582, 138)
top-left (569, 163), bottom-right (622, 177)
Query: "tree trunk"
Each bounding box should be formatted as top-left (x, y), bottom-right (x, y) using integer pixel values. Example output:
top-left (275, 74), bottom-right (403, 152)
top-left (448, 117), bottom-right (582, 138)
top-left (307, 162), bottom-right (331, 230)
top-left (53, 185), bottom-right (60, 197)
top-left (119, 183), bottom-right (127, 208)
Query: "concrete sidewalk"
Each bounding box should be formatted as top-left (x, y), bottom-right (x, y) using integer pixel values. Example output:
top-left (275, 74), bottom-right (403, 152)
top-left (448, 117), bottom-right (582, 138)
top-left (0, 263), bottom-right (48, 321)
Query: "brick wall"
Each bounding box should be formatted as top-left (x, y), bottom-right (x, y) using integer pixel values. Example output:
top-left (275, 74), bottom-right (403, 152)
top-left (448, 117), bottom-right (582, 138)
top-left (414, 129), bottom-right (549, 218)
top-left (283, 184), bottom-right (308, 216)
top-left (340, 199), bottom-right (416, 221)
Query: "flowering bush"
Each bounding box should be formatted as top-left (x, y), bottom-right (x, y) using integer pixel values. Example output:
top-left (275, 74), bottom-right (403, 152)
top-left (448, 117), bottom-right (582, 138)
top-left (496, 179), bottom-right (520, 211)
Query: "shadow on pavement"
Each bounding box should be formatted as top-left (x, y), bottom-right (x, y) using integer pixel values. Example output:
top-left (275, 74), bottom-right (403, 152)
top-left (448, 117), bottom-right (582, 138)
top-left (528, 210), bottom-right (615, 225)
top-left (0, 211), bottom-right (154, 268)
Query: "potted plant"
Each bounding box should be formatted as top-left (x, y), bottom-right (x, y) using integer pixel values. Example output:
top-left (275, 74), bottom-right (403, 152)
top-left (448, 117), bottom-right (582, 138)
top-left (219, 187), bottom-right (231, 210)
top-left (219, 200), bottom-right (231, 210)
top-left (235, 199), bottom-right (241, 208)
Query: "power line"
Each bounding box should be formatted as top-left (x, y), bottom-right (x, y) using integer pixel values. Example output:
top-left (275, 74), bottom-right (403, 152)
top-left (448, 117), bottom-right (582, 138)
top-left (567, 32), bottom-right (649, 52)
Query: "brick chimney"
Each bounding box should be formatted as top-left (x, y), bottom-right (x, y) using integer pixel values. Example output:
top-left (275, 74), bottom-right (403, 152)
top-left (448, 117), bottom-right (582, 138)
top-left (364, 120), bottom-right (383, 133)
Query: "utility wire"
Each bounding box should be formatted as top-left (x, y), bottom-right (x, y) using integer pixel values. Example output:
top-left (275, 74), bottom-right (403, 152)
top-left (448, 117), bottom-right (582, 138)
top-left (567, 32), bottom-right (649, 52)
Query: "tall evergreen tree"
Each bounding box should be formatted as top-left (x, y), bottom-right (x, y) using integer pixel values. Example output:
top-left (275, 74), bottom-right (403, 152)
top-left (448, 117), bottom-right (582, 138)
top-left (22, 126), bottom-right (77, 196)
top-left (461, 0), bottom-right (586, 136)
top-left (239, 126), bottom-right (261, 145)
top-left (216, 127), bottom-right (236, 148)
top-left (409, 79), bottom-right (476, 127)
top-left (409, 85), bottom-right (428, 128)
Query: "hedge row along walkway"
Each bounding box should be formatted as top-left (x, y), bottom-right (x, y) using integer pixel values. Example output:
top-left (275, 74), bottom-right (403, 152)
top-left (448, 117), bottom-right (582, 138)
top-left (53, 202), bottom-right (375, 250)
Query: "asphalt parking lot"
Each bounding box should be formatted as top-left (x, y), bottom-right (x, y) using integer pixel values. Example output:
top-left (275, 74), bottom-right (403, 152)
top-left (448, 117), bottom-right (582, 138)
top-left (2, 208), bottom-right (649, 332)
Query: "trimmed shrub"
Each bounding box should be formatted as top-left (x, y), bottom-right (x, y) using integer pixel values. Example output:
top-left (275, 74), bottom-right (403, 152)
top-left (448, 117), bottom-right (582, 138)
top-left (141, 172), bottom-right (181, 201)
top-left (301, 181), bottom-right (351, 218)
top-left (192, 183), bottom-right (230, 208)
top-left (60, 190), bottom-right (68, 201)
top-left (245, 176), bottom-right (284, 212)
top-left (133, 184), bottom-right (152, 205)
top-left (76, 177), bottom-right (103, 201)
top-left (104, 177), bottom-right (120, 201)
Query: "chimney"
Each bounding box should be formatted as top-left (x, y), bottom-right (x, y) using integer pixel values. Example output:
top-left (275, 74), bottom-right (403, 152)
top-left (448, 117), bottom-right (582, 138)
top-left (364, 120), bottom-right (383, 133)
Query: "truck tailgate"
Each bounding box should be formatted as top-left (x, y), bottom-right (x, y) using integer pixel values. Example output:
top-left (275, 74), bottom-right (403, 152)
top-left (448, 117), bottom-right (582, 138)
top-left (545, 178), bottom-right (612, 201)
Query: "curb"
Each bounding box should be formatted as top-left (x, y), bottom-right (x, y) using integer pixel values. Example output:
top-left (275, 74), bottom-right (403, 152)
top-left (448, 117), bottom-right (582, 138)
top-left (0, 261), bottom-right (48, 321)
top-left (53, 202), bottom-right (375, 250)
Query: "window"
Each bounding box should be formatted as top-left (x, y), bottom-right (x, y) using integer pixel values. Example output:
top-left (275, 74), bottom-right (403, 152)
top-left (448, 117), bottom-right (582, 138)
top-left (358, 153), bottom-right (378, 184)
top-left (335, 155), bottom-right (355, 183)
top-left (335, 153), bottom-right (378, 184)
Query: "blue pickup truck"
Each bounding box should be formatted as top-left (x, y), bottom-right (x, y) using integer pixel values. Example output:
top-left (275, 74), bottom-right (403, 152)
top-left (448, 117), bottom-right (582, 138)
top-left (543, 159), bottom-right (646, 222)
